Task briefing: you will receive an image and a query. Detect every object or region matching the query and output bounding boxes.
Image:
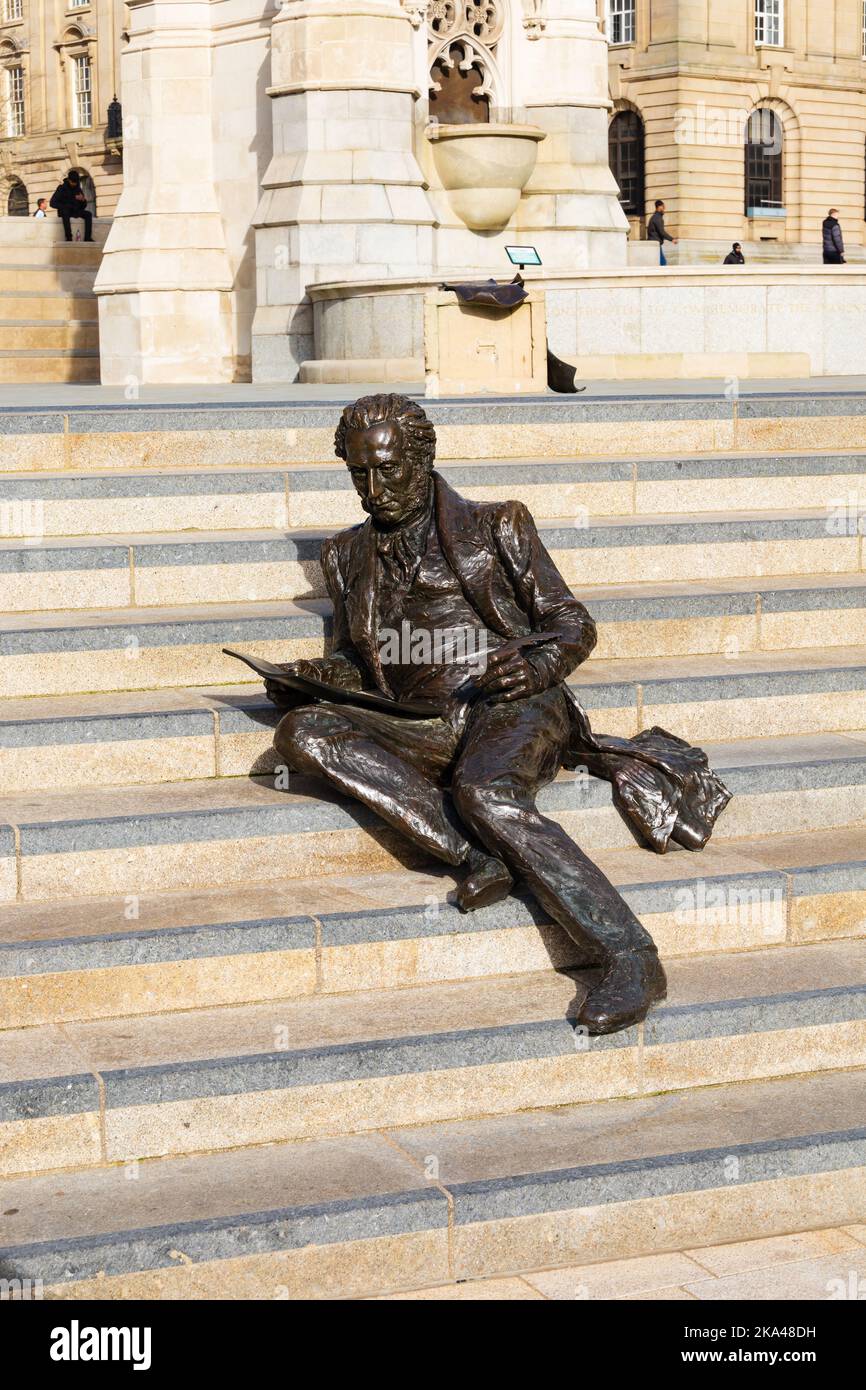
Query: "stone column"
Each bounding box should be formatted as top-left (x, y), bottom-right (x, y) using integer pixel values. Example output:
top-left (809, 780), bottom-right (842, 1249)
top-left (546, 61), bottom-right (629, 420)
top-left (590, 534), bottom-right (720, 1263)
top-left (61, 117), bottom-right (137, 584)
top-left (251, 0), bottom-right (435, 382)
top-left (94, 0), bottom-right (236, 385)
top-left (516, 0), bottom-right (628, 267)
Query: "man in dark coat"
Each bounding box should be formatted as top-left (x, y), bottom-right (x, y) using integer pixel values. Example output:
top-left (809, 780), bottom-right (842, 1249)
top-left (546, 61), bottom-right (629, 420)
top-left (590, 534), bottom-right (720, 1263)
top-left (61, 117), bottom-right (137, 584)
top-left (647, 199), bottom-right (676, 265)
top-left (266, 395), bottom-right (730, 1034)
top-left (723, 243), bottom-right (745, 264)
top-left (49, 171), bottom-right (93, 242)
top-left (823, 210), bottom-right (845, 264)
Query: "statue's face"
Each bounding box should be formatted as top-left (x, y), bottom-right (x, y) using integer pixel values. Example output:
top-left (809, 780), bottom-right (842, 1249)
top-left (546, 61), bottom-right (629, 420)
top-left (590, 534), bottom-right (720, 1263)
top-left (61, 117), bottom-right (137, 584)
top-left (344, 421), bottom-right (430, 528)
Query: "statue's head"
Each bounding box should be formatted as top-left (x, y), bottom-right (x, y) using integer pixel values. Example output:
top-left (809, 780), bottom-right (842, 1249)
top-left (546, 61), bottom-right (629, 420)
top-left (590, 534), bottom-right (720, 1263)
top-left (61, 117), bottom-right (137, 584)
top-left (335, 393), bottom-right (436, 529)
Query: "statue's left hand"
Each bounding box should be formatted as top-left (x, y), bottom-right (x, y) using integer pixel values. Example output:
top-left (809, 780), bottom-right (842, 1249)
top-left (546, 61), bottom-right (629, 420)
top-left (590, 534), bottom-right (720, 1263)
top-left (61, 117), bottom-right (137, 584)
top-left (473, 649), bottom-right (544, 702)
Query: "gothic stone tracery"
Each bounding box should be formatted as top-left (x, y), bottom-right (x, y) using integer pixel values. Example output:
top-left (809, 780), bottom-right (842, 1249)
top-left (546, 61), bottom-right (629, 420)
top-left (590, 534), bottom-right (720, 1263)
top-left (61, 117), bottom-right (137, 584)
top-left (427, 0), bottom-right (504, 123)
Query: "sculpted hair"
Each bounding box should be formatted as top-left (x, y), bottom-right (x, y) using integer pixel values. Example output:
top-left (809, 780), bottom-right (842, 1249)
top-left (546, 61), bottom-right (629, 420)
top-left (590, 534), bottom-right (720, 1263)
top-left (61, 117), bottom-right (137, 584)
top-left (334, 394), bottom-right (437, 472)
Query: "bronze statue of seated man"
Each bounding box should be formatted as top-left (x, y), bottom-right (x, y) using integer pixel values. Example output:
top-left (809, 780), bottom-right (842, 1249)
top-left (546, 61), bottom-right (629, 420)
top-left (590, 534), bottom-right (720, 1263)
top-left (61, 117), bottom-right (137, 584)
top-left (266, 394), bottom-right (730, 1034)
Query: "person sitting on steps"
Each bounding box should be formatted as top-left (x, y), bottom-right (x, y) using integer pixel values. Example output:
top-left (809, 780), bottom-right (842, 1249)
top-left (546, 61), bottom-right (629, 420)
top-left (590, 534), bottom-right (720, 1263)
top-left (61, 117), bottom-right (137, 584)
top-left (49, 170), bottom-right (94, 243)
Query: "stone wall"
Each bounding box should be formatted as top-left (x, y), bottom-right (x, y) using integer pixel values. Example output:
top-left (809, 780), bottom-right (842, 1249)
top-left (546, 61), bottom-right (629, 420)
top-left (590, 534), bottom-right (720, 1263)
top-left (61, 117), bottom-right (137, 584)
top-left (95, 0), bottom-right (272, 386)
top-left (546, 264), bottom-right (866, 377)
top-left (306, 264), bottom-right (866, 382)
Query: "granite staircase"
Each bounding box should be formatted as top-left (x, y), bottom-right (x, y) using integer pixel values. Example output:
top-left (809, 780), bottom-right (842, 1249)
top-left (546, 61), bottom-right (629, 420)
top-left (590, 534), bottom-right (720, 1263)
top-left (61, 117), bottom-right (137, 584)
top-left (0, 392), bottom-right (864, 1299)
top-left (0, 219), bottom-right (107, 385)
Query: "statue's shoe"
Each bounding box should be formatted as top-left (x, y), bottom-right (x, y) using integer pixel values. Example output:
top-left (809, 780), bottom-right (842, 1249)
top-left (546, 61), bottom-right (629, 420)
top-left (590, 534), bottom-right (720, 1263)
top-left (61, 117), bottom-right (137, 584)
top-left (576, 947), bottom-right (667, 1035)
top-left (456, 854), bottom-right (513, 912)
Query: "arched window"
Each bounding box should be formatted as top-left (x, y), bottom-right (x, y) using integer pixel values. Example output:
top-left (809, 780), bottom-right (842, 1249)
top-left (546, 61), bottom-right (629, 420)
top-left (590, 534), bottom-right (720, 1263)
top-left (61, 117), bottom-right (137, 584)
top-left (745, 109), bottom-right (783, 214)
top-left (609, 110), bottom-right (645, 217)
top-left (7, 180), bottom-right (27, 216)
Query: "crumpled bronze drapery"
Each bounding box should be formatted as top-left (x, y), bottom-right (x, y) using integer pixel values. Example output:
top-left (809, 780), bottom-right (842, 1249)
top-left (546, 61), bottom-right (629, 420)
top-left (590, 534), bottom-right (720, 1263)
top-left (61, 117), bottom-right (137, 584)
top-left (439, 276), bottom-right (528, 309)
top-left (565, 697), bottom-right (733, 853)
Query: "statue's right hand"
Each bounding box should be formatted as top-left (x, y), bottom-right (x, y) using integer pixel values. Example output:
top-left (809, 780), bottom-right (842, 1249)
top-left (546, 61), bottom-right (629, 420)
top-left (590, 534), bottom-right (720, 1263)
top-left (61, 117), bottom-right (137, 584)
top-left (264, 677), bottom-right (291, 707)
top-left (264, 660), bottom-right (316, 708)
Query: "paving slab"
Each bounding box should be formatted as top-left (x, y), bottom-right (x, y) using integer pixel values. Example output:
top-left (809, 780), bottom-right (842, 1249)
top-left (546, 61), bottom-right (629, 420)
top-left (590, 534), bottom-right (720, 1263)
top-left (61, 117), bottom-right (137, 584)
top-left (684, 1248), bottom-right (866, 1300)
top-left (684, 1227), bottom-right (864, 1278)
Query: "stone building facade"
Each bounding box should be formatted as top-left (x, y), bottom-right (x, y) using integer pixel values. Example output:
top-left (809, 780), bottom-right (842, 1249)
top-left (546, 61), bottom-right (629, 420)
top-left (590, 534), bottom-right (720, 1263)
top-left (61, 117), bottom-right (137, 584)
top-left (603, 0), bottom-right (866, 258)
top-left (0, 0), bottom-right (123, 218)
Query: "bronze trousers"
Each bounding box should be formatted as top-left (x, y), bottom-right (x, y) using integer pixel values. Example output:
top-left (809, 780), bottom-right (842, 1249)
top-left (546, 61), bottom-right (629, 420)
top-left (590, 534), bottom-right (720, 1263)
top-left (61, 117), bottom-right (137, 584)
top-left (274, 686), bottom-right (655, 962)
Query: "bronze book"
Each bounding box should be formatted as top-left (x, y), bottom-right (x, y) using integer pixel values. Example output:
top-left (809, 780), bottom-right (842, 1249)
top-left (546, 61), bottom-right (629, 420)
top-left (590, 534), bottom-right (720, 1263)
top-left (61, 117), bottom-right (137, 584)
top-left (222, 647), bottom-right (442, 718)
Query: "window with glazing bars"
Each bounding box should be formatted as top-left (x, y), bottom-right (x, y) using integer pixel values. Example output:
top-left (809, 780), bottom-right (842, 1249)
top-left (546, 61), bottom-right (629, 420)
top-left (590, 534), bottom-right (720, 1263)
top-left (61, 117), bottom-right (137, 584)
top-left (745, 109), bottom-right (783, 212)
top-left (609, 110), bottom-right (644, 215)
top-left (755, 0), bottom-right (783, 47)
top-left (72, 53), bottom-right (91, 127)
top-left (607, 0), bottom-right (635, 46)
top-left (5, 64), bottom-right (24, 136)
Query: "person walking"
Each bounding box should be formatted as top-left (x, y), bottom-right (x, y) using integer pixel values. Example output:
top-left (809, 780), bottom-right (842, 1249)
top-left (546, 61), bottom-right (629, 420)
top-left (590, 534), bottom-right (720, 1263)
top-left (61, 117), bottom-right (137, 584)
top-left (33, 198), bottom-right (48, 219)
top-left (48, 170), bottom-right (93, 242)
top-left (647, 199), bottom-right (677, 266)
top-left (723, 243), bottom-right (745, 264)
top-left (822, 209), bottom-right (845, 264)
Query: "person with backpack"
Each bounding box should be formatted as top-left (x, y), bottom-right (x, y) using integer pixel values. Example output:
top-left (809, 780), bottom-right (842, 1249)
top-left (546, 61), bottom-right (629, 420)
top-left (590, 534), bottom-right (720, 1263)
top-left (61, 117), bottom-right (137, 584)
top-left (49, 170), bottom-right (93, 242)
top-left (723, 243), bottom-right (745, 264)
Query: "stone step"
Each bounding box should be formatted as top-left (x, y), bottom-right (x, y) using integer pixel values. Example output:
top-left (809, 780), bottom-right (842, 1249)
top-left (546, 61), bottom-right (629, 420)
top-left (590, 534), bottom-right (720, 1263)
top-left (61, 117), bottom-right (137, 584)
top-left (378, 1227), bottom-right (866, 1299)
top-left (0, 265), bottom-right (98, 295)
top-left (0, 293), bottom-right (98, 323)
top-left (2, 649), bottom-right (865, 793)
top-left (1, 453), bottom-right (865, 535)
top-left (0, 944), bottom-right (864, 1182)
top-left (2, 576), bottom-right (865, 698)
top-left (0, 731), bottom-right (862, 905)
top-left (0, 353), bottom-right (101, 385)
top-left (0, 323), bottom-right (100, 353)
top-left (0, 219), bottom-right (110, 249)
top-left (0, 244), bottom-right (103, 270)
top-left (1, 1069), bottom-right (864, 1298)
top-left (0, 826), bottom-right (861, 1027)
top-left (1, 511), bottom-right (861, 614)
top-left (4, 392), bottom-right (866, 474)
top-left (2, 940), bottom-right (866, 1181)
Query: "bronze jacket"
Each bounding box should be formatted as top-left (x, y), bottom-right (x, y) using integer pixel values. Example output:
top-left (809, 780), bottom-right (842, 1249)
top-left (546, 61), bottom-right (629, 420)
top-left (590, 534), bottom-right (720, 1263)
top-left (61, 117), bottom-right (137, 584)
top-left (320, 471), bottom-right (595, 695)
top-left (315, 471), bottom-right (731, 854)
